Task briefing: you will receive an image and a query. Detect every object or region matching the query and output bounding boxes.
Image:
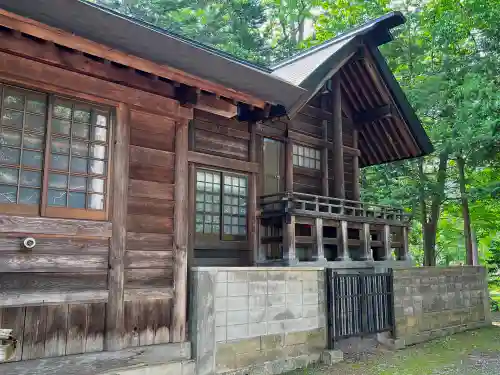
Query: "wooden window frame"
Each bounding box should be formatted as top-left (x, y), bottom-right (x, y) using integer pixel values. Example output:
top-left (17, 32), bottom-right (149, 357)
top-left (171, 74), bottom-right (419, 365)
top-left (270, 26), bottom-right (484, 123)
top-left (0, 82), bottom-right (113, 221)
top-left (292, 144), bottom-right (321, 170)
top-left (194, 167), bottom-right (248, 248)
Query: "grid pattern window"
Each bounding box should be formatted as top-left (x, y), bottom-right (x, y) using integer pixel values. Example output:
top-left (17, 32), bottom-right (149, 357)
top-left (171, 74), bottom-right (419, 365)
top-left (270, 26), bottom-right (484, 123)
top-left (0, 83), bottom-right (111, 220)
top-left (195, 169), bottom-right (247, 241)
top-left (293, 144), bottom-right (321, 169)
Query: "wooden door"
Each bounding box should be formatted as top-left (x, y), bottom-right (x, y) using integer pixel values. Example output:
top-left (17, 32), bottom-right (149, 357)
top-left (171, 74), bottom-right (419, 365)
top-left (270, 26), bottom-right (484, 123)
top-left (262, 138), bottom-right (284, 195)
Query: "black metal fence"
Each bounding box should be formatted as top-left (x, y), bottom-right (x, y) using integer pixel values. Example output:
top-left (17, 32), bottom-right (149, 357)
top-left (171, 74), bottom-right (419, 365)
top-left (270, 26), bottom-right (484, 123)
top-left (326, 269), bottom-right (395, 347)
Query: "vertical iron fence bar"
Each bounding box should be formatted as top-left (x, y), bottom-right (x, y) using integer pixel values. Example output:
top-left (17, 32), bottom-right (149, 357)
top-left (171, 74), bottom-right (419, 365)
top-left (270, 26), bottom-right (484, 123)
top-left (388, 269), bottom-right (395, 338)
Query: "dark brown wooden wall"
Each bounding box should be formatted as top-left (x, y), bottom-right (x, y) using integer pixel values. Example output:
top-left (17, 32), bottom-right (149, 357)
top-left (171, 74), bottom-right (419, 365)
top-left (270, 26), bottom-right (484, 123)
top-left (292, 104), bottom-right (357, 199)
top-left (190, 110), bottom-right (251, 266)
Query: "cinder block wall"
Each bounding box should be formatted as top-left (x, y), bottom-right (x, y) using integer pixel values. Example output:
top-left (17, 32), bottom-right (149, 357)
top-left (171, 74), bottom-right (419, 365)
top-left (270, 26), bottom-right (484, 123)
top-left (393, 266), bottom-right (491, 346)
top-left (190, 267), bottom-right (326, 375)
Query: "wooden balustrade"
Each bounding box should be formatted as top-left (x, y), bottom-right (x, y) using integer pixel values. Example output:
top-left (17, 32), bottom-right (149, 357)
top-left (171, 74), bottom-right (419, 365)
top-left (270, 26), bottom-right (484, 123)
top-left (258, 191), bottom-right (410, 264)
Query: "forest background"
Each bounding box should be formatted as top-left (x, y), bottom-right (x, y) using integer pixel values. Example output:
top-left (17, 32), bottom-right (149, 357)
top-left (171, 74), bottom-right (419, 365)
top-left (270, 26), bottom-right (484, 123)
top-left (91, 0), bottom-right (500, 281)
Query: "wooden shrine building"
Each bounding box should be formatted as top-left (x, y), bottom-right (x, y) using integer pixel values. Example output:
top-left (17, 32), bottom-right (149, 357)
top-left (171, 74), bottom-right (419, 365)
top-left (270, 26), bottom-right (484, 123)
top-left (0, 0), bottom-right (432, 372)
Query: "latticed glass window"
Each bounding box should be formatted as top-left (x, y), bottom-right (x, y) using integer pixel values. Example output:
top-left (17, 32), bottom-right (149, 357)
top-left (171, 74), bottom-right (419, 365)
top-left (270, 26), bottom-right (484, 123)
top-left (195, 169), bottom-right (247, 241)
top-left (292, 144), bottom-right (321, 169)
top-left (0, 83), bottom-right (111, 220)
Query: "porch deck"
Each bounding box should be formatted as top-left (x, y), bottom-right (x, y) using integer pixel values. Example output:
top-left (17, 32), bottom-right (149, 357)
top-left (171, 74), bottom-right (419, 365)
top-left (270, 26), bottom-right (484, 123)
top-left (258, 192), bottom-right (410, 265)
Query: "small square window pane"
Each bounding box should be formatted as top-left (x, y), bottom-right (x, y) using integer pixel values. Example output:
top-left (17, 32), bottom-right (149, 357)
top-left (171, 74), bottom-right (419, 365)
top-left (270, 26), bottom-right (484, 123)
top-left (293, 144), bottom-right (297, 153)
top-left (26, 95), bottom-right (46, 114)
top-left (196, 181), bottom-right (204, 191)
top-left (73, 105), bottom-right (91, 123)
top-left (239, 187), bottom-right (246, 196)
top-left (3, 89), bottom-right (25, 110)
top-left (72, 123), bottom-right (90, 139)
top-left (223, 205), bottom-right (230, 214)
top-left (48, 173), bottom-right (68, 189)
top-left (224, 184), bottom-right (231, 193)
top-left (196, 202), bottom-right (204, 211)
top-left (0, 185), bottom-right (17, 203)
top-left (204, 194), bottom-right (212, 203)
top-left (92, 111), bottom-right (108, 127)
top-left (232, 217), bottom-right (238, 225)
top-left (72, 141), bottom-right (89, 157)
top-left (71, 157), bottom-right (87, 174)
top-left (223, 216), bottom-right (231, 225)
top-left (239, 197), bottom-right (246, 206)
top-left (204, 216), bottom-right (212, 224)
top-left (213, 183), bottom-right (220, 193)
top-left (196, 193), bottom-right (204, 202)
top-left (205, 173), bottom-right (213, 183)
top-left (53, 100), bottom-right (72, 119)
top-left (89, 178), bottom-right (105, 193)
top-left (20, 170), bottom-right (41, 187)
top-left (239, 178), bottom-right (246, 187)
top-left (92, 126), bottom-right (106, 142)
top-left (2, 109), bottom-right (23, 128)
top-left (213, 194), bottom-right (220, 203)
top-left (70, 176), bottom-right (87, 191)
top-left (224, 225), bottom-right (231, 234)
top-left (224, 176), bottom-right (231, 185)
top-left (239, 207), bottom-right (247, 215)
top-left (51, 137), bottom-right (70, 154)
top-left (213, 224), bottom-right (220, 232)
top-left (205, 184), bottom-right (213, 192)
top-left (0, 167), bottom-right (18, 185)
top-left (89, 159), bottom-right (106, 175)
top-left (239, 226), bottom-right (247, 235)
top-left (88, 193), bottom-right (104, 210)
top-left (231, 206), bottom-right (238, 215)
top-left (231, 197), bottom-right (238, 205)
top-left (89, 144), bottom-right (106, 159)
top-left (19, 187), bottom-right (40, 205)
top-left (213, 216), bottom-right (220, 224)
top-left (293, 155), bottom-right (298, 165)
top-left (47, 189), bottom-right (67, 206)
top-left (22, 151), bottom-right (43, 169)
top-left (316, 161), bottom-right (321, 169)
top-left (196, 223), bottom-right (203, 233)
top-left (0, 128), bottom-right (21, 147)
top-left (213, 205), bottom-right (220, 213)
top-left (213, 174), bottom-right (220, 183)
top-left (197, 171), bottom-right (205, 182)
top-left (50, 154), bottom-right (69, 171)
top-left (204, 224), bottom-right (212, 233)
top-left (25, 114), bottom-right (45, 133)
top-left (205, 203), bottom-right (212, 212)
top-left (238, 217), bottom-right (246, 226)
top-left (232, 226), bottom-right (239, 235)
top-left (23, 132), bottom-right (44, 150)
top-left (52, 118), bottom-right (71, 135)
top-left (68, 191), bottom-right (86, 208)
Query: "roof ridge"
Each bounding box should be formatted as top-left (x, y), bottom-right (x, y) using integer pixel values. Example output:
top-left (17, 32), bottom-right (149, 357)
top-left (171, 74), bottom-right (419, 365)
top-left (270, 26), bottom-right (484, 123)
top-left (270, 11), bottom-right (405, 70)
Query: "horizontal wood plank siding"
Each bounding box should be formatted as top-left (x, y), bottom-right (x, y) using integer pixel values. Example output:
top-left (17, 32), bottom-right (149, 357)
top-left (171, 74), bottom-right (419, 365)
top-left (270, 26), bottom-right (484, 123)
top-left (125, 108), bottom-right (175, 344)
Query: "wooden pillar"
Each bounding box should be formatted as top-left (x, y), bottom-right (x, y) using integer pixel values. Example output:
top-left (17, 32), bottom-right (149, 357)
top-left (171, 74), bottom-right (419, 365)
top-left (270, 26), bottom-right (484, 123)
top-left (352, 130), bottom-right (360, 201)
top-left (172, 118), bottom-right (189, 342)
top-left (314, 217), bottom-right (325, 261)
top-left (400, 226), bottom-right (409, 261)
top-left (362, 223), bottom-right (373, 261)
top-left (331, 75), bottom-right (345, 199)
top-left (105, 103), bottom-right (130, 351)
top-left (321, 95), bottom-right (329, 196)
top-left (382, 224), bottom-right (392, 260)
top-left (336, 220), bottom-right (350, 261)
top-left (283, 135), bottom-right (296, 263)
top-left (248, 122), bottom-right (259, 265)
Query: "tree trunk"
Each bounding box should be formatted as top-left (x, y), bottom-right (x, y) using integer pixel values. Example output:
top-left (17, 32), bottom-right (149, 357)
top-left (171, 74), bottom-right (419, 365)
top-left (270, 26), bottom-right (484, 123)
top-left (419, 152), bottom-right (448, 266)
top-left (457, 156), bottom-right (473, 265)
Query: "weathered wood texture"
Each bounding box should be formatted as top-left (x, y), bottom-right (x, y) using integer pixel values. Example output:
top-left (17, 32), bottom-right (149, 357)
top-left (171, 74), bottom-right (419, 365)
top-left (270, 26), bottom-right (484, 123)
top-left (106, 103), bottom-right (130, 351)
top-left (126, 109), bottom-right (176, 292)
top-left (0, 302), bottom-right (105, 361)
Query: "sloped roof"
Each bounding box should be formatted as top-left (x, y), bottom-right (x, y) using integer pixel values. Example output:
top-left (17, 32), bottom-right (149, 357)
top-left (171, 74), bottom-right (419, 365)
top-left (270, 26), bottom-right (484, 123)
top-left (0, 0), bottom-right (306, 112)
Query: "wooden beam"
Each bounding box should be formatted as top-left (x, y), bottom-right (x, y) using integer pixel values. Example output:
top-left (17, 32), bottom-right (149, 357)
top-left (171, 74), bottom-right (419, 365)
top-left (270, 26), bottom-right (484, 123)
top-left (331, 75), bottom-right (345, 199)
top-left (288, 130), bottom-right (360, 156)
top-left (353, 104), bottom-right (394, 125)
top-left (105, 103), bottom-right (130, 351)
top-left (336, 220), bottom-right (350, 261)
top-left (248, 122), bottom-right (259, 265)
top-left (352, 130), bottom-right (361, 201)
top-left (314, 217), bottom-right (325, 261)
top-left (0, 9), bottom-right (267, 109)
top-left (187, 151), bottom-right (259, 173)
top-left (172, 119), bottom-right (189, 342)
top-left (383, 224), bottom-right (392, 260)
top-left (0, 51), bottom-right (192, 119)
top-left (283, 133), bottom-right (296, 263)
top-left (362, 222), bottom-right (373, 261)
top-left (195, 93), bottom-right (238, 118)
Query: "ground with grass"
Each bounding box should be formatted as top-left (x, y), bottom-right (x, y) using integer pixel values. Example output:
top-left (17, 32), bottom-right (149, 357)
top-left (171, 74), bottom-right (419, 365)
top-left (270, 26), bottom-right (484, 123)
top-left (288, 313), bottom-right (500, 375)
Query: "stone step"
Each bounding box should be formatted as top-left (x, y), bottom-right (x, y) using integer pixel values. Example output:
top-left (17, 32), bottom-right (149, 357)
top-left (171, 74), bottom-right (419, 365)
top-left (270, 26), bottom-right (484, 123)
top-left (97, 359), bottom-right (195, 375)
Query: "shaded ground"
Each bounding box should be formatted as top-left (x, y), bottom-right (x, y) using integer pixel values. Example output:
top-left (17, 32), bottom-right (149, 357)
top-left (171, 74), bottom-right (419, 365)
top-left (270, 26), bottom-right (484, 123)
top-left (288, 313), bottom-right (500, 375)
